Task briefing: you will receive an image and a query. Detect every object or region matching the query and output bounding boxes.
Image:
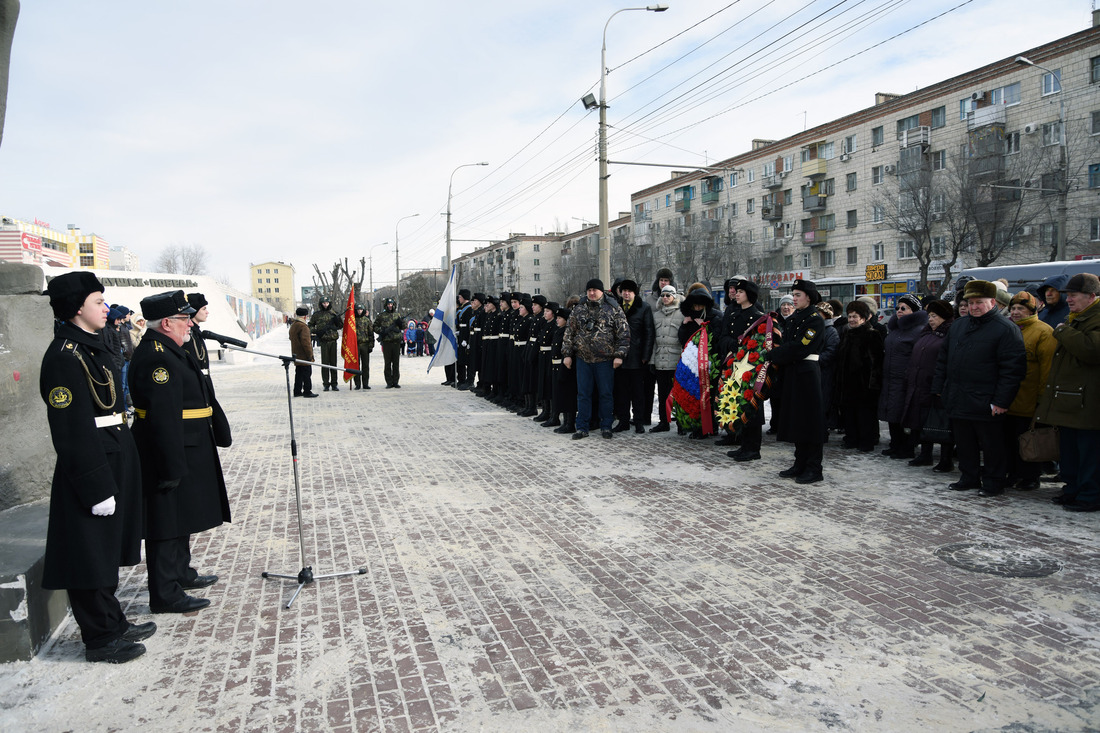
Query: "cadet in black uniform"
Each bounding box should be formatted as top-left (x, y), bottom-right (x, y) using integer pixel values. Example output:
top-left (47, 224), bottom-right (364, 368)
top-left (186, 293), bottom-right (233, 447)
top-left (765, 279), bottom-right (827, 484)
top-left (461, 293), bottom-right (484, 391)
top-left (549, 306), bottom-right (577, 433)
top-left (41, 272), bottom-right (153, 663)
top-left (130, 291), bottom-right (230, 614)
top-left (718, 279), bottom-right (765, 462)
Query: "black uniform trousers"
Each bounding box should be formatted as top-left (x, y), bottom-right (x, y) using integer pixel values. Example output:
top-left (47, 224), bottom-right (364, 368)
top-left (146, 535), bottom-right (198, 607)
top-left (293, 364), bottom-right (314, 396)
top-left (68, 587), bottom-right (127, 649)
top-left (320, 341), bottom-right (338, 388)
top-left (382, 342), bottom-right (401, 386)
top-left (953, 417), bottom-right (1008, 489)
top-left (615, 367), bottom-right (647, 426)
top-left (655, 369), bottom-right (674, 425)
top-left (739, 406), bottom-right (764, 452)
top-left (353, 347), bottom-right (371, 388)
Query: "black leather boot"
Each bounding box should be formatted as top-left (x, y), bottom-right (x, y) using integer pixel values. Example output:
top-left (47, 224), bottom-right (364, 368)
top-left (554, 414), bottom-right (575, 434)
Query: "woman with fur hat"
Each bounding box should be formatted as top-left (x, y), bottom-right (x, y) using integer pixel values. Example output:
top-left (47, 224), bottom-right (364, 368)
top-left (834, 300), bottom-right (885, 452)
top-left (649, 285), bottom-right (682, 432)
top-left (879, 294), bottom-right (929, 460)
top-left (1004, 291), bottom-right (1057, 490)
top-left (901, 300), bottom-right (954, 470)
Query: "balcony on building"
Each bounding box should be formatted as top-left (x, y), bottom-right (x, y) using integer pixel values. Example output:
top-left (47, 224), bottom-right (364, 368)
top-left (967, 106), bottom-right (1006, 130)
top-left (802, 194), bottom-right (827, 212)
top-left (675, 198), bottom-right (691, 213)
top-left (762, 203), bottom-right (783, 221)
top-left (802, 229), bottom-right (828, 247)
top-left (633, 209), bottom-right (651, 221)
top-left (899, 126), bottom-right (931, 148)
top-left (763, 237), bottom-right (788, 252)
top-left (801, 157), bottom-right (827, 178)
top-left (763, 174), bottom-right (783, 189)
top-left (701, 190), bottom-right (721, 204)
top-left (967, 124), bottom-right (1006, 179)
top-left (701, 219), bottom-right (721, 233)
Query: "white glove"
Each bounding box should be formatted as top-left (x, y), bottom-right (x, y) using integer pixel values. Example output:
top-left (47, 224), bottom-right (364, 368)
top-left (461, 341), bottom-right (468, 348)
top-left (91, 496), bottom-right (116, 516)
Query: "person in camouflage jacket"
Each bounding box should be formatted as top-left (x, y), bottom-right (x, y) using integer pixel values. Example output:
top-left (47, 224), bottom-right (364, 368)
top-left (308, 298), bottom-right (342, 391)
top-left (352, 305), bottom-right (374, 390)
top-left (373, 298), bottom-right (405, 388)
top-left (562, 278), bottom-right (630, 438)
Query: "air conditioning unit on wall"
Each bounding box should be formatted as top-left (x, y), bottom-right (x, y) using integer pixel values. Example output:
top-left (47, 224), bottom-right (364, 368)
top-left (883, 164), bottom-right (896, 175)
top-left (971, 91), bottom-right (985, 102)
top-left (1024, 122), bottom-right (1040, 135)
top-left (840, 153), bottom-right (851, 162)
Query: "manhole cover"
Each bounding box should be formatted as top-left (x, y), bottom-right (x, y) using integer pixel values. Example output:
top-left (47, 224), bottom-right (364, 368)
top-left (934, 542), bottom-right (1062, 578)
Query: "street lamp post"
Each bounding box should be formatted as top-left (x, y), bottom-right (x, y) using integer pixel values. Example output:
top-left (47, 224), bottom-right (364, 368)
top-left (446, 162), bottom-right (489, 274)
top-left (1016, 55), bottom-right (1067, 261)
top-left (394, 213), bottom-right (419, 311)
top-left (367, 241), bottom-right (389, 314)
top-left (593, 4), bottom-right (668, 286)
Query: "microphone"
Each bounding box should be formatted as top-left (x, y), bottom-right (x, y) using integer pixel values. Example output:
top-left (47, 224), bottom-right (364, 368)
top-left (343, 368), bottom-right (362, 376)
top-left (202, 331), bottom-right (249, 349)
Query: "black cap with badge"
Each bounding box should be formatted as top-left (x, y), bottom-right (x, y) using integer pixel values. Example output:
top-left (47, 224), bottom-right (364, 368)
top-left (141, 290), bottom-right (197, 321)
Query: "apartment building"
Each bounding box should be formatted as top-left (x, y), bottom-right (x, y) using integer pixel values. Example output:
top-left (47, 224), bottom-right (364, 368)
top-left (249, 260), bottom-right (295, 313)
top-left (453, 233), bottom-right (562, 300)
top-left (629, 19), bottom-right (1100, 307)
top-left (109, 245), bottom-right (141, 271)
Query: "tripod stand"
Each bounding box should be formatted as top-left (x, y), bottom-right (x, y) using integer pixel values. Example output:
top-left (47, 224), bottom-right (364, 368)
top-left (217, 341), bottom-right (366, 608)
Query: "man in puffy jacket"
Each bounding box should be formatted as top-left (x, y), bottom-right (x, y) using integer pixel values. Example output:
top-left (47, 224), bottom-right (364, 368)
top-left (308, 297), bottom-right (342, 391)
top-left (1036, 273), bottom-right (1100, 512)
top-left (1036, 274), bottom-right (1070, 328)
top-left (931, 280), bottom-right (1026, 497)
top-left (373, 298), bottom-right (405, 388)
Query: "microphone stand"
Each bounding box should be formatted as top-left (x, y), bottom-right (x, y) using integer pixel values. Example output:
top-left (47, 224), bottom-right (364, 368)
top-left (215, 340), bottom-right (366, 608)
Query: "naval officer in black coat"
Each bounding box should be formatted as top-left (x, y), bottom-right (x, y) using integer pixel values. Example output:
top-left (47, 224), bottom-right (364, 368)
top-left (41, 272), bottom-right (154, 662)
top-left (130, 290), bottom-right (230, 614)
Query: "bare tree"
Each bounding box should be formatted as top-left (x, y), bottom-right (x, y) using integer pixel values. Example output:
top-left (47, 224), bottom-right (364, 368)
top-left (154, 243), bottom-right (208, 275)
top-left (311, 257), bottom-right (365, 315)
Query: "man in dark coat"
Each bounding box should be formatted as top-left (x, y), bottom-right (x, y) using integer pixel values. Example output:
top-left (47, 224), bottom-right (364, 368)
top-left (931, 280), bottom-right (1027, 496)
top-left (462, 293), bottom-right (485, 391)
top-left (449, 289), bottom-right (472, 387)
top-left (549, 307), bottom-right (577, 433)
top-left (613, 280), bottom-right (655, 433)
top-left (373, 298), bottom-right (404, 388)
top-left (130, 290), bottom-right (230, 614)
top-left (41, 272), bottom-right (153, 663)
top-left (1036, 274), bottom-right (1070, 328)
top-left (186, 293), bottom-right (232, 447)
top-left (878, 294), bottom-right (928, 459)
top-left (475, 296), bottom-right (498, 397)
top-left (764, 279), bottom-right (827, 484)
top-left (718, 278), bottom-right (765, 460)
top-left (352, 304), bottom-right (374, 389)
top-left (289, 306), bottom-right (318, 397)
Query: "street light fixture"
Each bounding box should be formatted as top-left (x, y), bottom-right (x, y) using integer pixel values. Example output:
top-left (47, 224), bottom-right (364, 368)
top-left (590, 4), bottom-right (669, 286)
top-left (1015, 55), bottom-right (1067, 261)
top-left (367, 241), bottom-right (389, 313)
top-left (394, 213), bottom-right (419, 311)
top-left (445, 162), bottom-right (489, 274)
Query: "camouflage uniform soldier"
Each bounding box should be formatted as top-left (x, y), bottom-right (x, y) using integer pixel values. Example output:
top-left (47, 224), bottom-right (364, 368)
top-left (307, 298), bottom-right (342, 391)
top-left (373, 298), bottom-right (405, 388)
top-left (353, 305), bottom-right (374, 390)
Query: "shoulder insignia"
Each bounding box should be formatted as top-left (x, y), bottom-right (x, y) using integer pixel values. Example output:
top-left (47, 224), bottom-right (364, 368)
top-left (154, 341), bottom-right (164, 352)
top-left (63, 341), bottom-right (74, 351)
top-left (48, 386), bottom-right (73, 408)
top-left (801, 328), bottom-right (817, 346)
top-left (152, 367), bottom-right (170, 384)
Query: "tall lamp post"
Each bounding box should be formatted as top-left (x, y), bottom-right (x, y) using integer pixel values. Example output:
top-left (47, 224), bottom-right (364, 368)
top-left (446, 162), bottom-right (489, 273)
top-left (584, 4), bottom-right (668, 286)
top-left (394, 213), bottom-right (419, 311)
top-left (1016, 55), bottom-right (1067, 261)
top-left (367, 241), bottom-right (389, 314)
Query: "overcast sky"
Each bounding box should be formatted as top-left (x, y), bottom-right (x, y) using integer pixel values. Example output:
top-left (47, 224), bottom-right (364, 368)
top-left (0, 0), bottom-right (1092, 293)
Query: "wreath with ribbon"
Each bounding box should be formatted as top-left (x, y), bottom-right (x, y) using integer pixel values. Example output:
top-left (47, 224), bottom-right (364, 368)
top-left (716, 314), bottom-right (778, 432)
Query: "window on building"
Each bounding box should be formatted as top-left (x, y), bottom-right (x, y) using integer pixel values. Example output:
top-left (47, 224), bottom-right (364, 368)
top-left (257, 277), bottom-right (262, 283)
top-left (897, 240), bottom-right (917, 260)
top-left (532, 258), bottom-right (540, 266)
top-left (820, 178), bottom-right (835, 196)
top-left (933, 194), bottom-right (946, 214)
top-left (843, 134), bottom-right (857, 154)
top-left (266, 268), bottom-right (271, 273)
top-left (666, 194), bottom-right (671, 207)
top-left (746, 198), bottom-right (755, 214)
top-left (820, 213), bottom-right (836, 230)
top-left (872, 204), bottom-right (885, 223)
top-left (730, 202), bottom-right (738, 217)
top-left (930, 106), bottom-right (946, 129)
top-left (266, 278), bottom-right (271, 283)
top-left (1041, 69), bottom-right (1062, 95)
top-left (1093, 56), bottom-right (1100, 84)
top-left (931, 150), bottom-right (946, 170)
top-left (533, 274), bottom-right (540, 281)
top-left (799, 253), bottom-right (812, 268)
top-left (847, 210), bottom-right (858, 228)
top-left (747, 169), bottom-right (755, 183)
top-left (801, 218), bottom-right (813, 234)
top-left (1092, 112), bottom-right (1100, 136)
top-left (748, 229), bottom-right (755, 243)
top-left (763, 161), bottom-right (776, 177)
top-left (533, 244), bottom-right (540, 251)
top-left (1039, 223), bottom-right (1059, 247)
top-left (820, 250), bottom-right (835, 267)
top-left (730, 171), bottom-right (739, 187)
top-left (872, 242), bottom-right (886, 261)
top-left (80, 256), bottom-right (94, 267)
top-left (872, 166), bottom-right (884, 185)
top-left (896, 114), bottom-right (920, 137)
top-left (1089, 164), bottom-right (1100, 189)
top-left (959, 98), bottom-right (975, 120)
top-left (847, 246), bottom-right (858, 265)
top-left (991, 82), bottom-right (1021, 106)
top-left (931, 236), bottom-right (947, 257)
top-left (783, 254), bottom-right (794, 270)
top-left (1042, 121), bottom-right (1064, 147)
top-left (783, 189), bottom-right (793, 205)
top-left (1091, 218), bottom-right (1100, 241)
top-left (274, 287), bottom-right (280, 293)
top-left (846, 172), bottom-right (857, 191)
top-left (274, 278), bottom-right (279, 283)
top-left (783, 154), bottom-right (795, 173)
top-left (1005, 131), bottom-right (1021, 154)
top-left (819, 141), bottom-right (835, 160)
top-left (273, 268), bottom-right (279, 274)
top-left (871, 126), bottom-right (884, 147)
